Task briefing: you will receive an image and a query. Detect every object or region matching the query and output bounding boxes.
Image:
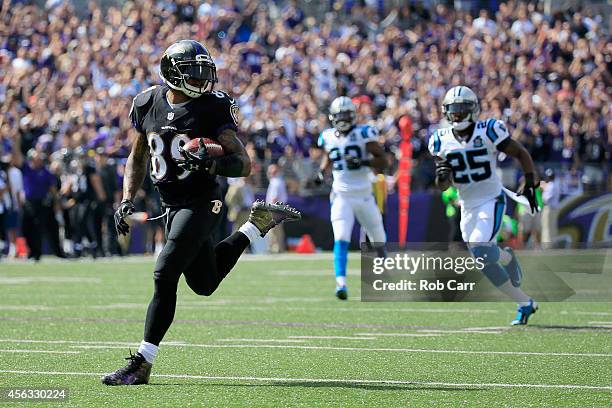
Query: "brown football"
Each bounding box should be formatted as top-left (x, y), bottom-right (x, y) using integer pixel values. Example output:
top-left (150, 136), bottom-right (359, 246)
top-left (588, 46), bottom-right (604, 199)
top-left (184, 137), bottom-right (225, 157)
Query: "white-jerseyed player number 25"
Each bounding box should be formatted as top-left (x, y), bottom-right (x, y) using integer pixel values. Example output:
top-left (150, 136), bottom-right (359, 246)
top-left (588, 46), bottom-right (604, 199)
top-left (446, 149), bottom-right (492, 183)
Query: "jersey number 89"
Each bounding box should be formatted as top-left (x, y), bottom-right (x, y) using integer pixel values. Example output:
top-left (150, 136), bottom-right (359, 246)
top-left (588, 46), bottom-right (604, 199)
top-left (147, 132), bottom-right (191, 181)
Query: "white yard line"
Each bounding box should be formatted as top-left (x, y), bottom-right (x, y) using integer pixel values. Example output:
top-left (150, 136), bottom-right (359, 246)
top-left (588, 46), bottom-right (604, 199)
top-left (0, 370), bottom-right (609, 391)
top-left (420, 330), bottom-right (501, 335)
top-left (0, 303), bottom-right (503, 314)
top-left (288, 336), bottom-right (378, 340)
top-left (216, 339), bottom-right (307, 343)
top-left (355, 333), bottom-right (442, 337)
top-left (177, 344), bottom-right (612, 358)
top-left (0, 338), bottom-right (608, 358)
top-left (0, 339), bottom-right (186, 346)
top-left (0, 277), bottom-right (101, 284)
top-left (70, 345), bottom-right (132, 349)
top-left (0, 349), bottom-right (79, 354)
top-left (588, 321), bottom-right (612, 325)
top-left (568, 311), bottom-right (612, 316)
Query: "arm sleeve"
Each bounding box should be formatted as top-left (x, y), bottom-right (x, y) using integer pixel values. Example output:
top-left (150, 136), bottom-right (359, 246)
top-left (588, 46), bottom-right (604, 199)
top-left (485, 119), bottom-right (510, 149)
top-left (317, 132), bottom-right (325, 148)
top-left (428, 130), bottom-right (441, 158)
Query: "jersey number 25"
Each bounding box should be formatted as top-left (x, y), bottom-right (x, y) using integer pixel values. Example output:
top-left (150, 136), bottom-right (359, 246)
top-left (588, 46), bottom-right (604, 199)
top-left (446, 148), bottom-right (492, 183)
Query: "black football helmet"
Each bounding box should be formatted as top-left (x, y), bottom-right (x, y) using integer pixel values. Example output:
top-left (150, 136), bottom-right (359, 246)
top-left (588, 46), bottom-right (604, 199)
top-left (160, 40), bottom-right (217, 98)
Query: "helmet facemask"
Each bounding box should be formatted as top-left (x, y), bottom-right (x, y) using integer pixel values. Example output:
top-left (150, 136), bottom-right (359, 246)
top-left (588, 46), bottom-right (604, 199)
top-left (163, 55), bottom-right (217, 99)
top-left (329, 110), bottom-right (356, 133)
top-left (443, 101), bottom-right (479, 131)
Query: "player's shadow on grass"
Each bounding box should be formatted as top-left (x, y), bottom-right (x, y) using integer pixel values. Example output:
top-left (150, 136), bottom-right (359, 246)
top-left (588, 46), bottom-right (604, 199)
top-left (150, 382), bottom-right (481, 392)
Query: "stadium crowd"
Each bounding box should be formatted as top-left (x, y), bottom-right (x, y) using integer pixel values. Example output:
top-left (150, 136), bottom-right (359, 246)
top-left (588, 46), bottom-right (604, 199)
top-left (0, 0), bottom-right (609, 258)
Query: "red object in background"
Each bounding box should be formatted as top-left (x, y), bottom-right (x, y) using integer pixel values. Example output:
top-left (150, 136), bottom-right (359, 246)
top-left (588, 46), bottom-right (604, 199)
top-left (15, 237), bottom-right (28, 258)
top-left (397, 115), bottom-right (414, 248)
top-left (295, 234), bottom-right (316, 254)
top-left (351, 95), bottom-right (372, 106)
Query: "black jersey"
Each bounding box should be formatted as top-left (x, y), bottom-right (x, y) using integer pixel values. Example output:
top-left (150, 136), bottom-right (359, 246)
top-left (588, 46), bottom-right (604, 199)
top-left (129, 85), bottom-right (239, 207)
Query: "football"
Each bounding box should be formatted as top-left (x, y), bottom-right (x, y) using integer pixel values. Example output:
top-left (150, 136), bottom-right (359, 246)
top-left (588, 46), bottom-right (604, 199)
top-left (184, 137), bottom-right (225, 157)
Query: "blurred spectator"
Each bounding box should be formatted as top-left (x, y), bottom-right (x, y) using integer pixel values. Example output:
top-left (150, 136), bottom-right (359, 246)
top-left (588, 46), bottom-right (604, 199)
top-left (0, 167), bottom-right (8, 256)
top-left (518, 205), bottom-right (542, 249)
top-left (225, 177), bottom-right (255, 233)
top-left (64, 150), bottom-right (106, 257)
top-left (94, 148), bottom-right (121, 256)
top-left (541, 168), bottom-right (560, 246)
top-left (266, 164), bottom-right (288, 253)
top-left (560, 167), bottom-right (584, 197)
top-left (11, 135), bottom-right (64, 260)
top-left (472, 9), bottom-right (497, 36)
top-left (0, 154), bottom-right (23, 257)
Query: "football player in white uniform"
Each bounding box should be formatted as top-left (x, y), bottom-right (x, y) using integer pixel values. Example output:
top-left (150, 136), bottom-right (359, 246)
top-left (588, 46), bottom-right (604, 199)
top-left (316, 97), bottom-right (388, 299)
top-left (429, 86), bottom-right (540, 325)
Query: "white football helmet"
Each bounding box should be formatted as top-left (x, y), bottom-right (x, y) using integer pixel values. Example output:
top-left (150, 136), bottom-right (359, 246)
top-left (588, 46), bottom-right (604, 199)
top-left (329, 96), bottom-right (357, 133)
top-left (442, 86), bottom-right (480, 131)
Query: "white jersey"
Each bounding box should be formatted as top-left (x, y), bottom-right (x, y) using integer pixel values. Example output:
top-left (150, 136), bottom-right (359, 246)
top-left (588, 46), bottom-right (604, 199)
top-left (428, 118), bottom-right (510, 209)
top-left (318, 124), bottom-right (379, 196)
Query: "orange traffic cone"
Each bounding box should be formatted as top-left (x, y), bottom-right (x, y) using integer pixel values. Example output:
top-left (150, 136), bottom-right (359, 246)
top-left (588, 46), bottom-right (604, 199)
top-left (295, 234), bottom-right (316, 254)
top-left (15, 237), bottom-right (29, 258)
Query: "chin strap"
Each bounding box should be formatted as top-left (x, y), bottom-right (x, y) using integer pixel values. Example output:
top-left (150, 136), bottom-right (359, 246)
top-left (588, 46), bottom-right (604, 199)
top-left (452, 121), bottom-right (472, 131)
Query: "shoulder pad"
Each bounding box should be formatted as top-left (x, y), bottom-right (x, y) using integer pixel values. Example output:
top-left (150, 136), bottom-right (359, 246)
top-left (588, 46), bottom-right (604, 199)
top-left (317, 132), bottom-right (325, 148)
top-left (211, 90), bottom-right (236, 105)
top-left (429, 129), bottom-right (442, 155)
top-left (133, 86), bottom-right (159, 108)
top-left (485, 118), bottom-right (505, 143)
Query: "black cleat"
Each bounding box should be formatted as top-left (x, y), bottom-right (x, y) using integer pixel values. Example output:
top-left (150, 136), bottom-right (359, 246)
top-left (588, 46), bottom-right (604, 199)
top-left (248, 200), bottom-right (301, 237)
top-left (101, 351), bottom-right (152, 386)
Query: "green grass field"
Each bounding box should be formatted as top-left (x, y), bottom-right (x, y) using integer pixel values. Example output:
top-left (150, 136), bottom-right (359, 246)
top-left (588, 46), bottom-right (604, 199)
top-left (0, 254), bottom-right (611, 407)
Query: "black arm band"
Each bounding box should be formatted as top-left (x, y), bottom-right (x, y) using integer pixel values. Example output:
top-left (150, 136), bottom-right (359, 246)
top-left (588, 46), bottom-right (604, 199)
top-left (524, 173), bottom-right (535, 185)
top-left (212, 154), bottom-right (244, 177)
top-left (361, 159), bottom-right (371, 167)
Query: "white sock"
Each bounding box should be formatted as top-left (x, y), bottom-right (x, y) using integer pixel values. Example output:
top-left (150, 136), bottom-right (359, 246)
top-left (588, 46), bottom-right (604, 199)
top-left (498, 281), bottom-right (531, 304)
top-left (239, 221), bottom-right (261, 243)
top-left (336, 276), bottom-right (346, 288)
top-left (499, 248), bottom-right (512, 266)
top-left (137, 341), bottom-right (158, 364)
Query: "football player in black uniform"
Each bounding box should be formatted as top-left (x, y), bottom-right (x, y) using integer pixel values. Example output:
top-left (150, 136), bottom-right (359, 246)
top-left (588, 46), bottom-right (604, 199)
top-left (103, 40), bottom-right (301, 385)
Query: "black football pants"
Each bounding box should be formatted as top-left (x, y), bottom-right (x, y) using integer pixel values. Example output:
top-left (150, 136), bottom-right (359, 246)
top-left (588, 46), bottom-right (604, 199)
top-left (144, 201), bottom-right (250, 346)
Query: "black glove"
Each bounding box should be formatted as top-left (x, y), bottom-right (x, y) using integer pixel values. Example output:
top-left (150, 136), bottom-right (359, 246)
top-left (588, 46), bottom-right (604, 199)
top-left (177, 140), bottom-right (216, 174)
top-left (312, 170), bottom-right (325, 186)
top-left (435, 159), bottom-right (453, 182)
top-left (345, 155), bottom-right (362, 170)
top-left (517, 173), bottom-right (540, 213)
top-left (114, 199), bottom-right (135, 236)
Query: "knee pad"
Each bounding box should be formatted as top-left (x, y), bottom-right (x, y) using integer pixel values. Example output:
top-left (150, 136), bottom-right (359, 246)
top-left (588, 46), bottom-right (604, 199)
top-left (471, 245), bottom-right (508, 287)
top-left (153, 277), bottom-right (178, 298)
top-left (366, 223), bottom-right (386, 244)
top-left (471, 244), bottom-right (500, 265)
